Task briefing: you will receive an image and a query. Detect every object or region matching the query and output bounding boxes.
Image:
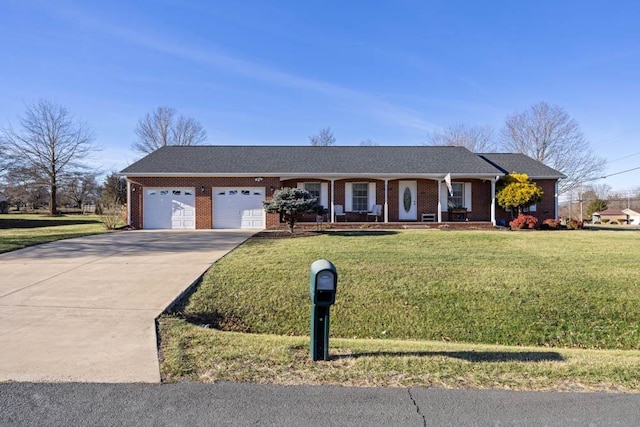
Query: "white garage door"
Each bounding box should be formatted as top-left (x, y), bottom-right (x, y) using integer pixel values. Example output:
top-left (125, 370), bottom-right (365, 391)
top-left (143, 188), bottom-right (196, 229)
top-left (213, 187), bottom-right (265, 229)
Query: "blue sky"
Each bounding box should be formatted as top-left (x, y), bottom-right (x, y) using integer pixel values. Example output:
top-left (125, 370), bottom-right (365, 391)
top-left (1, 0), bottom-right (639, 194)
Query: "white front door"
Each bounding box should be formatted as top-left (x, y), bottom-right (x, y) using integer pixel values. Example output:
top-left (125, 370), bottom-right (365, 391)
top-left (398, 181), bottom-right (417, 221)
top-left (213, 187), bottom-right (265, 229)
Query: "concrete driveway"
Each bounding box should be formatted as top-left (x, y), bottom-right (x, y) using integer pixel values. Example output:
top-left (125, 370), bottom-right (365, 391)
top-left (0, 230), bottom-right (253, 383)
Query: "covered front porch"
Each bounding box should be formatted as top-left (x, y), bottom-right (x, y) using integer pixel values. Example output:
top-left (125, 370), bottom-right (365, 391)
top-left (278, 174), bottom-right (503, 227)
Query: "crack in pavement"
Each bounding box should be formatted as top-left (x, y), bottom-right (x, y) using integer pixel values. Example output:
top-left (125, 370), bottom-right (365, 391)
top-left (407, 388), bottom-right (427, 426)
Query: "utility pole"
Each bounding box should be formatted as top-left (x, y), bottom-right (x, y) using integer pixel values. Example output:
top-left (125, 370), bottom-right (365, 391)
top-left (568, 190), bottom-right (573, 221)
top-left (627, 190), bottom-right (631, 209)
top-left (579, 182), bottom-right (583, 222)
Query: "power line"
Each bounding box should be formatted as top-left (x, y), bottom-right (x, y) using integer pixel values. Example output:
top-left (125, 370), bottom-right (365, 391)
top-left (601, 165), bottom-right (640, 179)
top-left (608, 151), bottom-right (640, 164)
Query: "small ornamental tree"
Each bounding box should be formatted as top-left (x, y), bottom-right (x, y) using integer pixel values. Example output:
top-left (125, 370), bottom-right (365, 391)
top-left (263, 187), bottom-right (323, 233)
top-left (496, 173), bottom-right (543, 217)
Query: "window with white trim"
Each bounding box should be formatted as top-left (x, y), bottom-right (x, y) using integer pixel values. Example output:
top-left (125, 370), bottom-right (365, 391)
top-left (304, 182), bottom-right (321, 201)
top-left (352, 183), bottom-right (369, 211)
top-left (448, 183), bottom-right (464, 208)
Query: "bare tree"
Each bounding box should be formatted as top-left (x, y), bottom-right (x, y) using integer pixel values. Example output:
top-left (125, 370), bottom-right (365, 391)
top-left (132, 106), bottom-right (207, 155)
top-left (98, 172), bottom-right (127, 229)
top-left (1, 100), bottom-right (97, 215)
top-left (3, 165), bottom-right (48, 211)
top-left (309, 127), bottom-right (336, 146)
top-left (425, 123), bottom-right (496, 152)
top-left (61, 172), bottom-right (100, 209)
top-left (0, 140), bottom-right (8, 175)
top-left (587, 183), bottom-right (612, 201)
top-left (500, 102), bottom-right (606, 195)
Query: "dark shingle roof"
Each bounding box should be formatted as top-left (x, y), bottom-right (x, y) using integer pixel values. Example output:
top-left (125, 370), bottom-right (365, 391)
top-left (594, 209), bottom-right (626, 216)
top-left (478, 153), bottom-right (566, 179)
top-left (121, 145), bottom-right (505, 176)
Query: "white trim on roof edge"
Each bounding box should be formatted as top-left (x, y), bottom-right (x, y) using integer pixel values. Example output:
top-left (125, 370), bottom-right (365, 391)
top-left (121, 172), bottom-right (506, 179)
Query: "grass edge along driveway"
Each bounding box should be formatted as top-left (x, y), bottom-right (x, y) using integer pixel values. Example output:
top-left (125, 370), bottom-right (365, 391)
top-left (0, 214), bottom-right (107, 253)
top-left (160, 229), bottom-right (640, 392)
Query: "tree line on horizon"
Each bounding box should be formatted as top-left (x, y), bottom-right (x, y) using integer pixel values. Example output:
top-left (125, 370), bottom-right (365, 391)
top-left (0, 99), bottom-right (611, 215)
top-left (0, 102), bottom-right (207, 215)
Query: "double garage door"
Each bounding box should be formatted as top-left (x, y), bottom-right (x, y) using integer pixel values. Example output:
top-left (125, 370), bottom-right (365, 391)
top-left (142, 187), bottom-right (265, 230)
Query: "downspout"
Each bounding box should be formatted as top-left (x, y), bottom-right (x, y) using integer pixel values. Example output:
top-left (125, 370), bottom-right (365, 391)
top-left (384, 179), bottom-right (389, 223)
top-left (555, 180), bottom-right (559, 220)
top-left (126, 179), bottom-right (131, 226)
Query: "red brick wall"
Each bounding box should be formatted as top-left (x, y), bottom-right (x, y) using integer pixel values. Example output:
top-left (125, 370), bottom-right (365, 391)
top-left (466, 179), bottom-right (492, 221)
top-left (127, 175), bottom-right (560, 228)
top-left (534, 180), bottom-right (558, 219)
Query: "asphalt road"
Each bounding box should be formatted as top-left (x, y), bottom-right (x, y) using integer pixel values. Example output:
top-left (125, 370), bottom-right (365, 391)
top-left (2, 382), bottom-right (639, 426)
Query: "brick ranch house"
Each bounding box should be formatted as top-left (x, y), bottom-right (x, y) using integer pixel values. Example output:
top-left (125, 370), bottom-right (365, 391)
top-left (120, 145), bottom-right (565, 230)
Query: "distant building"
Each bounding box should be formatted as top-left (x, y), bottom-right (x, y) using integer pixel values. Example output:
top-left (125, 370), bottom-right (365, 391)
top-left (592, 208), bottom-right (640, 225)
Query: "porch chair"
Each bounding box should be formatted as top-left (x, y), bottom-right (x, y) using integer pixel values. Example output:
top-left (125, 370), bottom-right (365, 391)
top-left (367, 204), bottom-right (383, 222)
top-left (334, 205), bottom-right (346, 222)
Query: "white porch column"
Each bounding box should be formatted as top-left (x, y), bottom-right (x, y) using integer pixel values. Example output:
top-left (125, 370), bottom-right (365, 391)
top-left (330, 179), bottom-right (335, 223)
top-left (490, 178), bottom-right (497, 226)
top-left (384, 179), bottom-right (389, 223)
top-left (437, 179), bottom-right (442, 222)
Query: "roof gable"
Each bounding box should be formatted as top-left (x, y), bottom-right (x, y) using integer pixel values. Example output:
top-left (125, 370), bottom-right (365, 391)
top-left (478, 153), bottom-right (566, 179)
top-left (596, 209), bottom-right (640, 216)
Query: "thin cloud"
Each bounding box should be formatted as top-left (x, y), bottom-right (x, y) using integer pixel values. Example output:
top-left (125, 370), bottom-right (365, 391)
top-left (52, 5), bottom-right (436, 133)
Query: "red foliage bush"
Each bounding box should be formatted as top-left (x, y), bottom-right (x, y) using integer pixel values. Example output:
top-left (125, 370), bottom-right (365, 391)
top-left (509, 214), bottom-right (538, 230)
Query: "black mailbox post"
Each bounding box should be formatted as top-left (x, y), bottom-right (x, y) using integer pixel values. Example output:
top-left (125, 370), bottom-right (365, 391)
top-left (309, 259), bottom-right (337, 361)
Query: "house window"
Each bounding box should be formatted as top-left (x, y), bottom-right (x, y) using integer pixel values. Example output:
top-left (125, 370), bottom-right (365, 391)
top-left (304, 183), bottom-right (321, 201)
top-left (352, 183), bottom-right (369, 211)
top-left (448, 183), bottom-right (464, 208)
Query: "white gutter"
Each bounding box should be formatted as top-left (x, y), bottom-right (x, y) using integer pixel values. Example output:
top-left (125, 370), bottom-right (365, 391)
top-left (121, 172), bottom-right (505, 179)
top-left (555, 181), bottom-right (560, 220)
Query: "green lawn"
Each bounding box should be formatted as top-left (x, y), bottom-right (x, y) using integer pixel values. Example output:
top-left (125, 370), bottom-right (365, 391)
top-left (0, 213), bottom-right (107, 253)
top-left (160, 229), bottom-right (640, 390)
top-left (181, 230), bottom-right (640, 350)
